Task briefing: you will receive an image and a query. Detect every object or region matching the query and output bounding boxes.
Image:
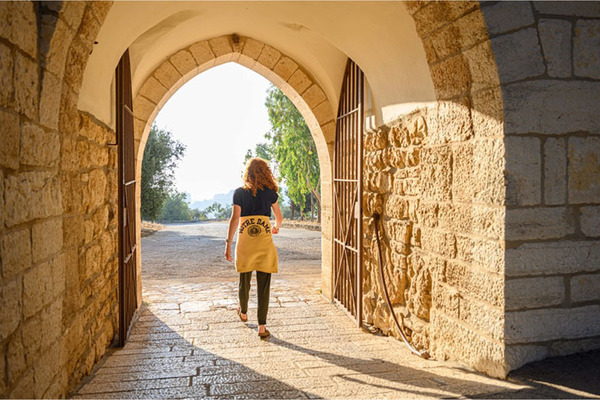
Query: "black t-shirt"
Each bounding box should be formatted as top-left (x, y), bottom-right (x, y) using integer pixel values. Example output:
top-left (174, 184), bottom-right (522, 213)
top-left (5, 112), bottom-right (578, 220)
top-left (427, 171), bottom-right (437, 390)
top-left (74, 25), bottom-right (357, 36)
top-left (233, 187), bottom-right (278, 217)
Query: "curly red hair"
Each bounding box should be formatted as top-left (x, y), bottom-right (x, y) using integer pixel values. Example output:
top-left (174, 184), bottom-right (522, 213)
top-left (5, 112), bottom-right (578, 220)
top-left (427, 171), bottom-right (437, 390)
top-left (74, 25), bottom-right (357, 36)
top-left (243, 158), bottom-right (278, 196)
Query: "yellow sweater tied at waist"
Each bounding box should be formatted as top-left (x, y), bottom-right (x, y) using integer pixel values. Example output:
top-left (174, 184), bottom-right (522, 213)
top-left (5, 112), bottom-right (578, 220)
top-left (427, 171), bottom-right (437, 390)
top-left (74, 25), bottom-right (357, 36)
top-left (235, 215), bottom-right (278, 274)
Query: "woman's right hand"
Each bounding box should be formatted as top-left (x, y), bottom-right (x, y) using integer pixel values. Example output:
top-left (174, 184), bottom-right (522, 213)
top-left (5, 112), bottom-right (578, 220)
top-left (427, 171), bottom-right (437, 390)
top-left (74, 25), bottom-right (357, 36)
top-left (225, 243), bottom-right (232, 262)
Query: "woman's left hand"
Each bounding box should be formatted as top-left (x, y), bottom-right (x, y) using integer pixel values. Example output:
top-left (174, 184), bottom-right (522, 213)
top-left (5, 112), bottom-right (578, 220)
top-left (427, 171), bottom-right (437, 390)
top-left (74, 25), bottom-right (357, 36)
top-left (272, 226), bottom-right (279, 234)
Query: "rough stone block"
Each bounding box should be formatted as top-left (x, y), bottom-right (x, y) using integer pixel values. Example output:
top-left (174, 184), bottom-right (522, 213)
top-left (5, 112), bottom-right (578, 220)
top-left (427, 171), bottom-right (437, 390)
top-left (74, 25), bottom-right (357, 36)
top-left (6, 332), bottom-right (27, 385)
top-left (568, 137), bottom-right (600, 204)
top-left (241, 37), bottom-right (264, 60)
top-left (505, 305), bottom-right (600, 344)
top-left (133, 95), bottom-right (157, 123)
top-left (39, 71), bottom-right (62, 130)
top-left (23, 261), bottom-right (54, 318)
top-left (504, 81), bottom-right (600, 135)
top-left (0, 278), bottom-right (22, 341)
top-left (481, 1), bottom-right (535, 36)
top-left (421, 227), bottom-right (456, 259)
top-left (1, 227), bottom-right (31, 279)
top-left (574, 20), bottom-right (600, 80)
top-left (60, 1), bottom-right (85, 29)
top-left (257, 45), bottom-right (281, 69)
top-left (21, 123), bottom-right (60, 167)
top-left (532, 1), bottom-right (600, 17)
top-left (153, 61), bottom-right (182, 90)
top-left (490, 28), bottom-right (545, 83)
top-left (429, 24), bottom-right (460, 61)
top-left (0, 2), bottom-right (37, 58)
top-left (0, 41), bottom-right (13, 107)
top-left (302, 85), bottom-right (327, 109)
top-left (431, 312), bottom-right (506, 378)
top-left (273, 56), bottom-right (298, 81)
top-left (32, 218), bottom-right (63, 264)
top-left (287, 68), bottom-right (312, 95)
top-left (571, 273), bottom-right (600, 303)
top-left (506, 207), bottom-right (575, 241)
top-left (455, 235), bottom-right (504, 274)
top-left (412, 2), bottom-right (452, 38)
top-left (538, 19), bottom-right (572, 78)
top-left (64, 37), bottom-right (92, 93)
top-left (0, 109), bottom-right (20, 169)
top-left (208, 36), bottom-right (233, 58)
top-left (170, 49), bottom-right (197, 76)
top-left (14, 51), bottom-right (38, 119)
top-left (312, 101), bottom-right (334, 125)
top-left (506, 240), bottom-right (600, 276)
top-left (581, 206), bottom-right (600, 237)
top-left (138, 76), bottom-right (168, 105)
top-left (5, 171), bottom-right (62, 227)
top-left (471, 87), bottom-right (504, 139)
top-left (544, 138), bottom-right (567, 205)
top-left (430, 54), bottom-right (470, 99)
top-left (452, 139), bottom-right (505, 206)
top-left (464, 41), bottom-right (499, 93)
top-left (454, 8), bottom-right (489, 50)
top-left (428, 99), bottom-right (473, 143)
top-left (505, 136), bottom-right (541, 206)
top-left (445, 261), bottom-right (504, 307)
top-left (459, 294), bottom-right (504, 341)
top-left (188, 41), bottom-right (215, 66)
top-left (43, 17), bottom-right (74, 77)
top-left (505, 277), bottom-right (564, 310)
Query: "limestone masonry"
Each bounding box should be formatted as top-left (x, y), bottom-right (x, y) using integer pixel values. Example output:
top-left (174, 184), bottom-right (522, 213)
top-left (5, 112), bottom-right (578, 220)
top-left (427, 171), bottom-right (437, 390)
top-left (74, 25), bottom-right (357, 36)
top-left (0, 1), bottom-right (599, 397)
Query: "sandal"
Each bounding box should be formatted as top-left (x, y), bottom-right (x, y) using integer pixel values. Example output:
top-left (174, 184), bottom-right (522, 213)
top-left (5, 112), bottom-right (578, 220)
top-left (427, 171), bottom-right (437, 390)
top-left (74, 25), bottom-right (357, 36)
top-left (237, 307), bottom-right (248, 322)
top-left (258, 329), bottom-right (270, 339)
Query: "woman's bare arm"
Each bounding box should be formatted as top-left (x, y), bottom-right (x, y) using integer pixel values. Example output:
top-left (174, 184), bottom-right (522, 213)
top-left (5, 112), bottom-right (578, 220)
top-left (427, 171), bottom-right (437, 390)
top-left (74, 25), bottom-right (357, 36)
top-left (271, 201), bottom-right (283, 234)
top-left (225, 205), bottom-right (241, 261)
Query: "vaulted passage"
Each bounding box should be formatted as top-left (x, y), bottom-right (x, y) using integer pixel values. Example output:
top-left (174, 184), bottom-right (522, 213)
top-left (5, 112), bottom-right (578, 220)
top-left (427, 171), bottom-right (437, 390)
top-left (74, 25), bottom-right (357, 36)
top-left (1, 2), bottom-right (599, 398)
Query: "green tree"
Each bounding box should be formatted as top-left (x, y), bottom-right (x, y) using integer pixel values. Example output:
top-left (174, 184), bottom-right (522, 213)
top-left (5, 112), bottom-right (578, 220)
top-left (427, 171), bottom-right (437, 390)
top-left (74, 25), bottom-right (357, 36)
top-left (141, 125), bottom-right (186, 221)
top-left (264, 86), bottom-right (320, 221)
top-left (203, 202), bottom-right (232, 219)
top-left (159, 192), bottom-right (192, 221)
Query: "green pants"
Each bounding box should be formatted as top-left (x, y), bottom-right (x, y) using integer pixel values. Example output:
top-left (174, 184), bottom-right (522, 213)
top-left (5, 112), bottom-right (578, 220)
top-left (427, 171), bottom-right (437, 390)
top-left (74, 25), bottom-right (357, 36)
top-left (239, 271), bottom-right (271, 325)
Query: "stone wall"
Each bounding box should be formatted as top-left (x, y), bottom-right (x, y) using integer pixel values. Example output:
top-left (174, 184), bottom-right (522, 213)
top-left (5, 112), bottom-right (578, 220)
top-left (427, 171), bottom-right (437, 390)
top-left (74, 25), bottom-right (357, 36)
top-left (360, 1), bottom-right (600, 378)
top-left (0, 2), bottom-right (118, 398)
top-left (362, 103), bottom-right (507, 377)
top-left (481, 1), bottom-right (600, 368)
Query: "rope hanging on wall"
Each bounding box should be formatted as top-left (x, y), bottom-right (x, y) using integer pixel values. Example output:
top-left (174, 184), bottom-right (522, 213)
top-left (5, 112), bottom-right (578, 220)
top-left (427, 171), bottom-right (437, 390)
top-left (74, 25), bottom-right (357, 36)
top-left (372, 213), bottom-right (429, 359)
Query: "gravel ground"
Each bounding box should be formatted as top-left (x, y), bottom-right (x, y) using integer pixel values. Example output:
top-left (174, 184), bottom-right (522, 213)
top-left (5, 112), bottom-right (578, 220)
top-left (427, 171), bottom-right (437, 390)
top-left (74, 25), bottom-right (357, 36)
top-left (141, 222), bottom-right (322, 283)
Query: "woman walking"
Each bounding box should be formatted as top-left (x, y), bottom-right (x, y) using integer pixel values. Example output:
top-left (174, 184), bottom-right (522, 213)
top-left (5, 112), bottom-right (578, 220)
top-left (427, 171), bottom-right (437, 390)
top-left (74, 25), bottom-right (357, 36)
top-left (225, 158), bottom-right (283, 338)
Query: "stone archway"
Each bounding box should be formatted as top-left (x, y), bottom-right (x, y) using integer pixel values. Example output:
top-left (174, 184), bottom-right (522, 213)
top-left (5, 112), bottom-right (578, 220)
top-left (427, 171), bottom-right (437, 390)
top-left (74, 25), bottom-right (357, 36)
top-left (6, 1), bottom-right (600, 397)
top-left (130, 34), bottom-right (337, 306)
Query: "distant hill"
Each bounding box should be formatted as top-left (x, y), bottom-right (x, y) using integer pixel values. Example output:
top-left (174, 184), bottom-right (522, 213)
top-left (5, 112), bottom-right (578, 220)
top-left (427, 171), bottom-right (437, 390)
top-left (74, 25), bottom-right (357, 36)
top-left (190, 187), bottom-right (289, 212)
top-left (190, 190), bottom-right (235, 211)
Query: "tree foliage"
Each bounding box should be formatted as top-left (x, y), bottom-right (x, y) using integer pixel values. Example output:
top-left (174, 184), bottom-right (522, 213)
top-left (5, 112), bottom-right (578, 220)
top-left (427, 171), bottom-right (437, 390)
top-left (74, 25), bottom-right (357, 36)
top-left (263, 86), bottom-right (320, 212)
top-left (159, 192), bottom-right (192, 221)
top-left (141, 125), bottom-right (186, 221)
top-left (203, 202), bottom-right (233, 219)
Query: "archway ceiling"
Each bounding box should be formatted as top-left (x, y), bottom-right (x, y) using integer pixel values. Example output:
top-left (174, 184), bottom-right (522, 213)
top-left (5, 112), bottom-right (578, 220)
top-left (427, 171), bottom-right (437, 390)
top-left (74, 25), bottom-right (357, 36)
top-left (79, 1), bottom-right (435, 128)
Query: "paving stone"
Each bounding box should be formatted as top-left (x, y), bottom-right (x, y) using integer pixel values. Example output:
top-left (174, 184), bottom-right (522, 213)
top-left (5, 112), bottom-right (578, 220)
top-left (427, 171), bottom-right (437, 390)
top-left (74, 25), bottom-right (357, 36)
top-left (74, 223), bottom-right (599, 399)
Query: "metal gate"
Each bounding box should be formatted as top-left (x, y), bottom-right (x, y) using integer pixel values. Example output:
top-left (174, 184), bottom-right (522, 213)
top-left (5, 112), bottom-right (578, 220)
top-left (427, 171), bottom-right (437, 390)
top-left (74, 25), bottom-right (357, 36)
top-left (333, 59), bottom-right (364, 326)
top-left (116, 49), bottom-right (138, 346)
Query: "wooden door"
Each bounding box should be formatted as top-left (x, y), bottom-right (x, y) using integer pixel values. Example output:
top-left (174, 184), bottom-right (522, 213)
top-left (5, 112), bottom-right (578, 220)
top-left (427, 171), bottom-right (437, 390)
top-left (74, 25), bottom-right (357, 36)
top-left (116, 49), bottom-right (138, 346)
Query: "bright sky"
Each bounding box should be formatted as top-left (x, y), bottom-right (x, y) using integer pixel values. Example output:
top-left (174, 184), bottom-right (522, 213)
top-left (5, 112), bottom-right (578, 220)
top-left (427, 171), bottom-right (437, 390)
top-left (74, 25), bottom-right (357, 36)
top-left (153, 62), bottom-right (272, 202)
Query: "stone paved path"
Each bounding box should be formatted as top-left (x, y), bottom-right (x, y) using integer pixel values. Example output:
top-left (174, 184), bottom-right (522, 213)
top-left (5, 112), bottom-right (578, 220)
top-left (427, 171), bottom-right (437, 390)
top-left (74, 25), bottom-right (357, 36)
top-left (73, 223), bottom-right (599, 399)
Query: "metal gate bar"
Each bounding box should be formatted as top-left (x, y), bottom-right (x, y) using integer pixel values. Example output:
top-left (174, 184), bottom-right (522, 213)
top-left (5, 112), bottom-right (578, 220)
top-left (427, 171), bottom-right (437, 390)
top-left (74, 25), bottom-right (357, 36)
top-left (116, 49), bottom-right (138, 346)
top-left (333, 59), bottom-right (364, 326)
